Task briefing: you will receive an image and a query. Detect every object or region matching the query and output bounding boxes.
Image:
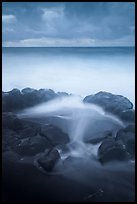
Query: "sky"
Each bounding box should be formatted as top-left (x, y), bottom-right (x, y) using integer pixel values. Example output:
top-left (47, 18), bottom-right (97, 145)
top-left (2, 2), bottom-right (135, 47)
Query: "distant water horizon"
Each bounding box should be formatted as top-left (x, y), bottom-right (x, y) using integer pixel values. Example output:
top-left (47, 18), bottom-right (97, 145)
top-left (2, 47), bottom-right (135, 105)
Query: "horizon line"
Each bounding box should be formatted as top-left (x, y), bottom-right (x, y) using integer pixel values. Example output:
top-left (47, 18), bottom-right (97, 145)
top-left (2, 46), bottom-right (135, 48)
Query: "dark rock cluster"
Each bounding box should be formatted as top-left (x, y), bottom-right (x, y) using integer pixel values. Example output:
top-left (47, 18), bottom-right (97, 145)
top-left (2, 89), bottom-right (135, 170)
top-left (2, 88), bottom-right (69, 112)
top-left (83, 91), bottom-right (135, 122)
top-left (2, 111), bottom-right (69, 171)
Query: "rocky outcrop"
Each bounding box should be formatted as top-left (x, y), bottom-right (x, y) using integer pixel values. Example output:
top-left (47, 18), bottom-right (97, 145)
top-left (40, 124), bottom-right (70, 146)
top-left (98, 137), bottom-right (131, 163)
top-left (15, 135), bottom-right (52, 156)
top-left (84, 130), bottom-right (112, 144)
top-left (2, 88), bottom-right (58, 112)
top-left (83, 91), bottom-right (134, 122)
top-left (37, 149), bottom-right (60, 172)
top-left (2, 112), bottom-right (22, 131)
top-left (115, 125), bottom-right (135, 158)
top-left (2, 112), bottom-right (69, 157)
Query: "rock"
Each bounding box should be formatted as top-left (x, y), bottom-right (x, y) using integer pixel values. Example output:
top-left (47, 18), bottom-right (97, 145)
top-left (37, 149), bottom-right (60, 172)
top-left (57, 92), bottom-right (69, 97)
top-left (2, 88), bottom-right (58, 112)
top-left (124, 124), bottom-right (135, 133)
top-left (20, 119), bottom-right (41, 133)
top-left (15, 135), bottom-right (52, 156)
top-left (40, 124), bottom-right (70, 146)
top-left (84, 131), bottom-right (112, 144)
top-left (21, 87), bottom-right (35, 94)
top-left (2, 112), bottom-right (22, 131)
top-left (2, 128), bottom-right (20, 150)
top-left (19, 127), bottom-right (37, 139)
top-left (98, 138), bottom-right (130, 163)
top-left (118, 109), bottom-right (135, 122)
top-left (83, 91), bottom-right (133, 121)
top-left (116, 127), bottom-right (135, 157)
top-left (2, 89), bottom-right (23, 112)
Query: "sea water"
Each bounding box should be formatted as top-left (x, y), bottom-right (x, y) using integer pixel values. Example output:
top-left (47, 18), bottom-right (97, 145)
top-left (2, 47), bottom-right (135, 106)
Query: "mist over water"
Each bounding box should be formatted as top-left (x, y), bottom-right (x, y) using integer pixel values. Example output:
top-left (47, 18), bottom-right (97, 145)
top-left (2, 47), bottom-right (135, 105)
top-left (19, 95), bottom-right (124, 160)
top-left (17, 96), bottom-right (134, 202)
top-left (2, 47), bottom-right (135, 201)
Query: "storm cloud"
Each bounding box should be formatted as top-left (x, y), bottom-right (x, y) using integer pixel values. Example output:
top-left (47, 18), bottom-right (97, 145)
top-left (2, 2), bottom-right (135, 46)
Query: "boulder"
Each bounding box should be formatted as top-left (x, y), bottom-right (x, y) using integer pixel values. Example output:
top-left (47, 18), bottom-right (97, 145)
top-left (83, 91), bottom-right (133, 121)
top-left (118, 109), bottom-right (135, 122)
top-left (116, 127), bottom-right (135, 157)
top-left (2, 112), bottom-right (22, 131)
top-left (98, 138), bottom-right (130, 163)
top-left (84, 131), bottom-right (112, 144)
top-left (124, 124), bottom-right (135, 133)
top-left (2, 128), bottom-right (21, 152)
top-left (19, 127), bottom-right (37, 139)
top-left (2, 88), bottom-right (58, 112)
top-left (15, 135), bottom-right (52, 156)
top-left (2, 89), bottom-right (23, 112)
top-left (21, 87), bottom-right (35, 94)
top-left (40, 124), bottom-right (70, 146)
top-left (20, 119), bottom-right (41, 133)
top-left (37, 149), bottom-right (60, 172)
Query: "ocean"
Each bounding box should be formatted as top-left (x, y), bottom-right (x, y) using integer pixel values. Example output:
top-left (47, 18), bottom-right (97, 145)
top-left (2, 47), bottom-right (135, 105)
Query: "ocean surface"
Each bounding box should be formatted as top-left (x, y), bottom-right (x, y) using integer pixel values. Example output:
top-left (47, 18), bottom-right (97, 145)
top-left (2, 47), bottom-right (135, 105)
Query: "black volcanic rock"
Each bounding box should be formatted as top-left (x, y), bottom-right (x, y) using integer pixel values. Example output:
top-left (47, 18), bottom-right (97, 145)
top-left (118, 109), bottom-right (135, 122)
top-left (37, 149), bottom-right (60, 172)
top-left (15, 134), bottom-right (52, 156)
top-left (98, 138), bottom-right (130, 163)
top-left (84, 130), bottom-right (112, 144)
top-left (57, 92), bottom-right (69, 97)
top-left (19, 127), bottom-right (37, 139)
top-left (40, 124), bottom-right (70, 146)
top-left (115, 126), bottom-right (135, 157)
top-left (2, 88), bottom-right (58, 112)
top-left (21, 88), bottom-right (35, 94)
top-left (83, 91), bottom-right (133, 121)
top-left (2, 112), bottom-right (22, 131)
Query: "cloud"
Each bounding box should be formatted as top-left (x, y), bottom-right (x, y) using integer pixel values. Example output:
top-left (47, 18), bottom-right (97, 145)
top-left (2, 2), bottom-right (135, 46)
top-left (3, 36), bottom-right (134, 47)
top-left (41, 7), bottom-right (65, 35)
top-left (2, 14), bottom-right (16, 23)
top-left (2, 37), bottom-right (96, 47)
top-left (42, 7), bottom-right (64, 21)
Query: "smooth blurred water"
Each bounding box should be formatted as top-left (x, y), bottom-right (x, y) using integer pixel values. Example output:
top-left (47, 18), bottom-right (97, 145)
top-left (2, 47), bottom-right (135, 105)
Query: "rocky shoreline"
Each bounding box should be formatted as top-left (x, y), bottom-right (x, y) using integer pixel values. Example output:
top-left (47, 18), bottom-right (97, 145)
top-left (2, 88), bottom-right (135, 202)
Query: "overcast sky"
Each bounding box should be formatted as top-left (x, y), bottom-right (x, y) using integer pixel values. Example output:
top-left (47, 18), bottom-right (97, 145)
top-left (2, 2), bottom-right (135, 47)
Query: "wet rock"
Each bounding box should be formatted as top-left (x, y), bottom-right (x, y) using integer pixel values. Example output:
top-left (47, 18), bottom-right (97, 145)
top-left (2, 88), bottom-right (58, 112)
top-left (2, 112), bottom-right (22, 131)
top-left (19, 127), bottom-right (37, 139)
top-left (83, 91), bottom-right (133, 121)
top-left (37, 149), bottom-right (60, 172)
top-left (40, 124), bottom-right (70, 146)
top-left (21, 88), bottom-right (35, 94)
top-left (116, 127), bottom-right (135, 157)
top-left (15, 134), bottom-right (52, 156)
top-left (20, 119), bottom-right (41, 133)
top-left (98, 138), bottom-right (130, 163)
top-left (84, 131), bottom-right (112, 144)
top-left (118, 110), bottom-right (135, 122)
top-left (2, 128), bottom-right (21, 151)
top-left (124, 124), bottom-right (135, 133)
